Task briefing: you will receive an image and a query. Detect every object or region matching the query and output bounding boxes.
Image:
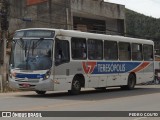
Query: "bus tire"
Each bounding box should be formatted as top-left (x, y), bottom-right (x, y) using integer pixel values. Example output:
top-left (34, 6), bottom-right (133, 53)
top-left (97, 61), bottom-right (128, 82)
top-left (35, 91), bottom-right (46, 95)
top-left (69, 78), bottom-right (81, 95)
top-left (121, 74), bottom-right (136, 90)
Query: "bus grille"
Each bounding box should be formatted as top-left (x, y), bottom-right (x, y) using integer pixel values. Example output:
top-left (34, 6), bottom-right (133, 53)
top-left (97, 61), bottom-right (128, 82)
top-left (15, 79), bottom-right (39, 83)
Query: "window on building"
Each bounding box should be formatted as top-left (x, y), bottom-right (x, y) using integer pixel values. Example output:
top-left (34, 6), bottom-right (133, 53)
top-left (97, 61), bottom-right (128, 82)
top-left (143, 45), bottom-right (153, 61)
top-left (55, 39), bottom-right (70, 65)
top-left (132, 43), bottom-right (143, 61)
top-left (71, 38), bottom-right (87, 60)
top-left (88, 39), bottom-right (103, 60)
top-left (119, 42), bottom-right (131, 60)
top-left (104, 41), bottom-right (118, 60)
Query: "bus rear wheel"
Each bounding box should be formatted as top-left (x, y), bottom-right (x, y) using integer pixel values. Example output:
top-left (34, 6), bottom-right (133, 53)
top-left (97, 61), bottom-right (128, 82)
top-left (35, 91), bottom-right (46, 95)
top-left (69, 78), bottom-right (81, 95)
top-left (121, 74), bottom-right (136, 90)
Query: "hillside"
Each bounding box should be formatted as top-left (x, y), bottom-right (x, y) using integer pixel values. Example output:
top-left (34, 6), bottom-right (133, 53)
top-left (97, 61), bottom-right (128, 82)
top-left (125, 9), bottom-right (160, 41)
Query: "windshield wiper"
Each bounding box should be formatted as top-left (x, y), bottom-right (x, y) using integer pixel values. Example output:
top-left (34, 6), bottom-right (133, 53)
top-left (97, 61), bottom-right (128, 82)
top-left (26, 38), bottom-right (45, 70)
top-left (14, 38), bottom-right (25, 49)
top-left (32, 38), bottom-right (44, 49)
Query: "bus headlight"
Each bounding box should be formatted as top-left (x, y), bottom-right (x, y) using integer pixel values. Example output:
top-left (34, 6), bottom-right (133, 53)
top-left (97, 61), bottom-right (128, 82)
top-left (43, 70), bottom-right (51, 80)
top-left (9, 73), bottom-right (12, 78)
top-left (9, 71), bottom-right (17, 78)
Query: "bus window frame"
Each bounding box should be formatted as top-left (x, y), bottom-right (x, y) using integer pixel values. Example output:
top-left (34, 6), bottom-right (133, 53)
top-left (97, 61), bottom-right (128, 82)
top-left (119, 42), bottom-right (131, 61)
top-left (55, 38), bottom-right (70, 66)
top-left (71, 37), bottom-right (87, 60)
top-left (88, 39), bottom-right (103, 60)
top-left (143, 44), bottom-right (154, 61)
top-left (131, 43), bottom-right (143, 61)
top-left (104, 40), bottom-right (118, 61)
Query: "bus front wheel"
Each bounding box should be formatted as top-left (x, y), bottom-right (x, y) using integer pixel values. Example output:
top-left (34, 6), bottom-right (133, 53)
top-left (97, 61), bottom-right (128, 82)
top-left (69, 78), bottom-right (81, 95)
top-left (35, 91), bottom-right (46, 95)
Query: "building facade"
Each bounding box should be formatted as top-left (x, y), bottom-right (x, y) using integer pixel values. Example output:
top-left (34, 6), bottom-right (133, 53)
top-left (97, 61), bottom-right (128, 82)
top-left (9, 0), bottom-right (125, 35)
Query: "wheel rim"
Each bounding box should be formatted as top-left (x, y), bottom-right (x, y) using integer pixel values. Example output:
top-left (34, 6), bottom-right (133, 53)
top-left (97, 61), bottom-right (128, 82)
top-left (73, 80), bottom-right (81, 90)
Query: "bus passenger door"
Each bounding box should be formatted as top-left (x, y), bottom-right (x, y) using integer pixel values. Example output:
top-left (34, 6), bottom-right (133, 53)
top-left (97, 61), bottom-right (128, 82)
top-left (54, 37), bottom-right (71, 91)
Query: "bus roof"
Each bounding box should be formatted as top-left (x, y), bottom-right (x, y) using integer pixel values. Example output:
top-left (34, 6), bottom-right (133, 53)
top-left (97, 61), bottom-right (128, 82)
top-left (16, 28), bottom-right (154, 45)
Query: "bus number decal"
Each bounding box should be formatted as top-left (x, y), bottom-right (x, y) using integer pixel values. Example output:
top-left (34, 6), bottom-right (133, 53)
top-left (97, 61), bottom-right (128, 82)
top-left (82, 62), bottom-right (97, 74)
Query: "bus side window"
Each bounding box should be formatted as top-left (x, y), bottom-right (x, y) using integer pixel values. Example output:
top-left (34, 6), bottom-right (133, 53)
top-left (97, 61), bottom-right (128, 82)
top-left (71, 37), bottom-right (87, 60)
top-left (55, 39), bottom-right (70, 65)
top-left (104, 41), bottom-right (118, 60)
top-left (119, 42), bottom-right (131, 61)
top-left (88, 39), bottom-right (103, 60)
top-left (143, 44), bottom-right (153, 61)
top-left (132, 43), bottom-right (143, 61)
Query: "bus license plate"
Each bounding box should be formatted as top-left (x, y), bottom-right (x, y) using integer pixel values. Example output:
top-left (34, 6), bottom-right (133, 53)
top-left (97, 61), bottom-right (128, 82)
top-left (22, 83), bottom-right (30, 88)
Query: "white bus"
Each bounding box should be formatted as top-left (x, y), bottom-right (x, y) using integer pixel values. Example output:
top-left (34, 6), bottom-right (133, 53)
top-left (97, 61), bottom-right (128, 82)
top-left (9, 28), bottom-right (154, 95)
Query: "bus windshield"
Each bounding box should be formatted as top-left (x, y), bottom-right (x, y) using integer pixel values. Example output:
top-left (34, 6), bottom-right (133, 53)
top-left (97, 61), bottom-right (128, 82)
top-left (10, 39), bottom-right (53, 70)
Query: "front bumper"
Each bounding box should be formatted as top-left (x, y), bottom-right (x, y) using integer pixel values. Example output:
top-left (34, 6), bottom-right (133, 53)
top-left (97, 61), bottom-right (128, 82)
top-left (9, 78), bottom-right (54, 91)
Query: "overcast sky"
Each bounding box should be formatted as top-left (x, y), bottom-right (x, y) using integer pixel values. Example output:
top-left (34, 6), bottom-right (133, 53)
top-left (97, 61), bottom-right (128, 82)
top-left (106, 0), bottom-right (160, 18)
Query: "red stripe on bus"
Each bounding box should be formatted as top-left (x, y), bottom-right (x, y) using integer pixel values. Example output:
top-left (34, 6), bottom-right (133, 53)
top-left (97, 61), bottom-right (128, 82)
top-left (132, 62), bottom-right (150, 73)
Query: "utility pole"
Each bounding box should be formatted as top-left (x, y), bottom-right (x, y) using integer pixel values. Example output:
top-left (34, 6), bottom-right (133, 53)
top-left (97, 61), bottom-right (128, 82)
top-left (0, 0), bottom-right (9, 92)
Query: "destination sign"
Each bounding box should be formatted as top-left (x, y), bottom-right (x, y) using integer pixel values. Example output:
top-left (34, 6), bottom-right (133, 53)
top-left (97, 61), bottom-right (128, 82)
top-left (14, 30), bottom-right (55, 38)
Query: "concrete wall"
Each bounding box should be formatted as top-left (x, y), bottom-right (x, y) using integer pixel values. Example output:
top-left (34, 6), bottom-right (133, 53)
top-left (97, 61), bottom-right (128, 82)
top-left (8, 0), bottom-right (125, 35)
top-left (9, 0), bottom-right (71, 32)
top-left (9, 0), bottom-right (26, 31)
top-left (71, 0), bottom-right (125, 35)
top-left (71, 0), bottom-right (125, 19)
